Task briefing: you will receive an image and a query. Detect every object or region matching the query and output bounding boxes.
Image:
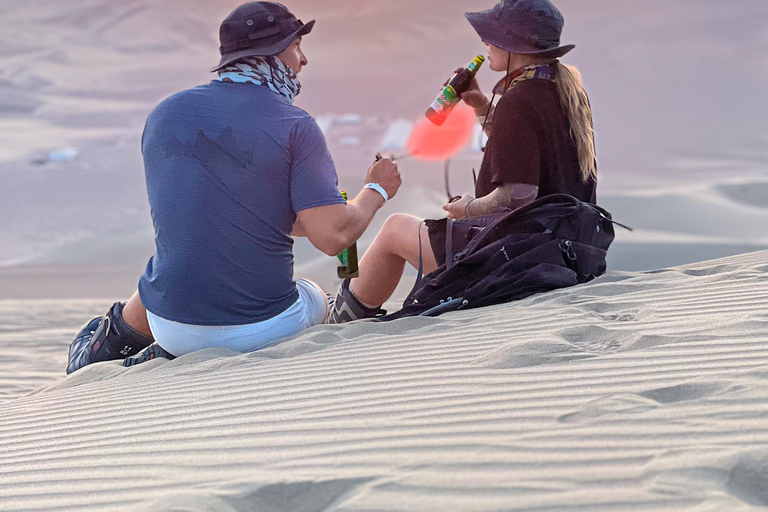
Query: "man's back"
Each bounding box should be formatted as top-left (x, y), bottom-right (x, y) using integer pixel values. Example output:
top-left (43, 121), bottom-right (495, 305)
top-left (139, 81), bottom-right (344, 326)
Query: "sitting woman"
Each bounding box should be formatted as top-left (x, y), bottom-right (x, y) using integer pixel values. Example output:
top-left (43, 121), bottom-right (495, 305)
top-left (329, 0), bottom-right (597, 323)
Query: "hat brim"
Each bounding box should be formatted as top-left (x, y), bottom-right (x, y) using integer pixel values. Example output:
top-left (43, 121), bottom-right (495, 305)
top-left (212, 19), bottom-right (315, 72)
top-left (465, 11), bottom-right (574, 59)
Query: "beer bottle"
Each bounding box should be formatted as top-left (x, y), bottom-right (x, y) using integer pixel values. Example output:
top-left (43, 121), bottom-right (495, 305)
top-left (425, 55), bottom-right (485, 126)
top-left (336, 191), bottom-right (359, 279)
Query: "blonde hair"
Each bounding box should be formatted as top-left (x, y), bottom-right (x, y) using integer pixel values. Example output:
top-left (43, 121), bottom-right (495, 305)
top-left (553, 62), bottom-right (597, 183)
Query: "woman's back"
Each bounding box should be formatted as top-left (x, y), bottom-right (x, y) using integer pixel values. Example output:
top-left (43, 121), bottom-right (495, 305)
top-left (475, 78), bottom-right (596, 205)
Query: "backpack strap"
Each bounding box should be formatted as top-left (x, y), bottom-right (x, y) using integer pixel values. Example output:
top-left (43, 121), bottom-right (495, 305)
top-left (406, 221), bottom-right (427, 303)
top-left (445, 218), bottom-right (455, 270)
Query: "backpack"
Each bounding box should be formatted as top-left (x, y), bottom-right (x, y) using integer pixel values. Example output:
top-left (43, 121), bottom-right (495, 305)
top-left (381, 194), bottom-right (617, 320)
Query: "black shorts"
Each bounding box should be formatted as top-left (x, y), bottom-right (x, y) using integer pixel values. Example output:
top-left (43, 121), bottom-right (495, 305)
top-left (425, 215), bottom-right (503, 268)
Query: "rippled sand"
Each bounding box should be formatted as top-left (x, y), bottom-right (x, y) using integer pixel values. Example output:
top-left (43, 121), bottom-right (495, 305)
top-left (2, 251), bottom-right (768, 510)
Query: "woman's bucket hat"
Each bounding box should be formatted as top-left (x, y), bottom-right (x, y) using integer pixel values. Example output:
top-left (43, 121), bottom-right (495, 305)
top-left (466, 0), bottom-right (574, 59)
top-left (213, 2), bottom-right (314, 72)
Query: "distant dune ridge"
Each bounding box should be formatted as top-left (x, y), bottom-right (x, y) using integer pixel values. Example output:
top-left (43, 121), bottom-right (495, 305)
top-left (2, 250), bottom-right (768, 510)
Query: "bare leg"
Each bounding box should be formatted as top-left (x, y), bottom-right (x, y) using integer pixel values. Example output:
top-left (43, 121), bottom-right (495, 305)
top-left (350, 214), bottom-right (438, 307)
top-left (121, 290), bottom-right (153, 338)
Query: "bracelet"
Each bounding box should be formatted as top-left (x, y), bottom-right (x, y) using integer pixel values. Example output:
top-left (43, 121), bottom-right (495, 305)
top-left (364, 183), bottom-right (388, 203)
top-left (464, 198), bottom-right (475, 218)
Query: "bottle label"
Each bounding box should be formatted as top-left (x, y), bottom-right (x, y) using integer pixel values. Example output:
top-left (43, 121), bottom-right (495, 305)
top-left (337, 190), bottom-right (349, 265)
top-left (467, 55), bottom-right (485, 74)
top-left (430, 84), bottom-right (459, 114)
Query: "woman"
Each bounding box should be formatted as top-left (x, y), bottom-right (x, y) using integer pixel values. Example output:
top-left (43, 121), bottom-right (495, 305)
top-left (329, 0), bottom-right (597, 323)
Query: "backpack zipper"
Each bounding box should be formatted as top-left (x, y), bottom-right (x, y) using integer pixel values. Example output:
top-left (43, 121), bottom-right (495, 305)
top-left (559, 239), bottom-right (577, 261)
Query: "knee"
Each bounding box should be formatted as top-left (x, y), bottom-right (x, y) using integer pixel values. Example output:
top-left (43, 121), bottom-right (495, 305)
top-left (382, 213), bottom-right (420, 235)
top-left (378, 214), bottom-right (421, 254)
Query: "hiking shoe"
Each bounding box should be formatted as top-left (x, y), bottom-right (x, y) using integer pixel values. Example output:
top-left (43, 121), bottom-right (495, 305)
top-left (328, 279), bottom-right (386, 324)
top-left (66, 302), bottom-right (154, 374)
top-left (123, 343), bottom-right (176, 367)
top-left (67, 316), bottom-right (103, 374)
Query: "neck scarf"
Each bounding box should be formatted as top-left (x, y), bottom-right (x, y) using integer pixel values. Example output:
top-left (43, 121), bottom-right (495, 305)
top-left (216, 56), bottom-right (301, 103)
top-left (493, 63), bottom-right (556, 95)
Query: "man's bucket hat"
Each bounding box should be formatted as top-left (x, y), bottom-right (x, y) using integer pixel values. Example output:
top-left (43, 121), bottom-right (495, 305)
top-left (466, 0), bottom-right (574, 59)
top-left (213, 2), bottom-right (315, 72)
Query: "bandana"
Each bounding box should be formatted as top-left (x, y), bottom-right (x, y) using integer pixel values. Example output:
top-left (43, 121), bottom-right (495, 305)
top-left (492, 63), bottom-right (556, 95)
top-left (216, 56), bottom-right (301, 103)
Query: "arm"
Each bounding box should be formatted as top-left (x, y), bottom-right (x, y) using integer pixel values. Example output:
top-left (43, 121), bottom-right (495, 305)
top-left (296, 189), bottom-right (385, 256)
top-left (297, 158), bottom-right (401, 256)
top-left (458, 69), bottom-right (494, 137)
top-left (454, 93), bottom-right (542, 219)
top-left (288, 116), bottom-right (400, 252)
top-left (291, 218), bottom-right (306, 237)
top-left (443, 184), bottom-right (538, 220)
top-left (467, 183), bottom-right (538, 217)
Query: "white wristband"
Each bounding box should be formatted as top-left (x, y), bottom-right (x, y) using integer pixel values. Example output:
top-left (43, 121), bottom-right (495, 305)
top-left (364, 183), bottom-right (389, 203)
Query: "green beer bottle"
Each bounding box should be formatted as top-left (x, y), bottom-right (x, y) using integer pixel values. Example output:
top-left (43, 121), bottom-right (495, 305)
top-left (337, 191), bottom-right (359, 279)
top-left (425, 55), bottom-right (485, 126)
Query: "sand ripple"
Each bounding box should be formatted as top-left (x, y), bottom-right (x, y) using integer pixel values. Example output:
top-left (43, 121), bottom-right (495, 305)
top-left (1, 251), bottom-right (768, 510)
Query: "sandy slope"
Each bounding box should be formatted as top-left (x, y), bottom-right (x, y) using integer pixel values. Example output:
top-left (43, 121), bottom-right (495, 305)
top-left (1, 250), bottom-right (768, 511)
top-left (1, 0), bottom-right (768, 298)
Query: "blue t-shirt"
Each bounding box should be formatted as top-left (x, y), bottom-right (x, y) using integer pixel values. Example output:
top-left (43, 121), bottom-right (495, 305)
top-left (138, 81), bottom-right (345, 326)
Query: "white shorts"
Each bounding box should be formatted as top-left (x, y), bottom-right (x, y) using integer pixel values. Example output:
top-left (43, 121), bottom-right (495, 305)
top-left (146, 279), bottom-right (328, 357)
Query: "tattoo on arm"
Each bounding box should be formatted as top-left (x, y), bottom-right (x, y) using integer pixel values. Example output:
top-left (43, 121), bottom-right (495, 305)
top-left (466, 183), bottom-right (538, 217)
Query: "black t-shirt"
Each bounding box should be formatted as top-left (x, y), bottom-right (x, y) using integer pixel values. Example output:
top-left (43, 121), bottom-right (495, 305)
top-left (475, 79), bottom-right (597, 204)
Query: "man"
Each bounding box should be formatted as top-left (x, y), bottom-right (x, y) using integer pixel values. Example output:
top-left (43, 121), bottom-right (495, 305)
top-left (328, 0), bottom-right (595, 323)
top-left (67, 1), bottom-right (401, 373)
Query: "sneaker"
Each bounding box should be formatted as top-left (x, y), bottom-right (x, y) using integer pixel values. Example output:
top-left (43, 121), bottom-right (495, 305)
top-left (66, 302), bottom-right (154, 374)
top-left (66, 316), bottom-right (103, 375)
top-left (123, 343), bottom-right (176, 367)
top-left (328, 279), bottom-right (386, 324)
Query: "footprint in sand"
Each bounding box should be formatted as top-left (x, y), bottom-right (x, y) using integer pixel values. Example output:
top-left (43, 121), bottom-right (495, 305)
top-left (682, 264), bottom-right (737, 277)
top-left (726, 450), bottom-right (768, 507)
top-left (473, 337), bottom-right (596, 370)
top-left (651, 449), bottom-right (768, 508)
top-left (559, 380), bottom-right (737, 423)
top-left (139, 478), bottom-right (372, 512)
top-left (557, 325), bottom-right (634, 354)
top-left (558, 394), bottom-right (659, 423)
top-left (474, 326), bottom-right (692, 371)
top-left (638, 382), bottom-right (735, 405)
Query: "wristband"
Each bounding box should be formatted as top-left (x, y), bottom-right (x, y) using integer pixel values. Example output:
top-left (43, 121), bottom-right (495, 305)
top-left (464, 198), bottom-right (475, 218)
top-left (364, 183), bottom-right (389, 203)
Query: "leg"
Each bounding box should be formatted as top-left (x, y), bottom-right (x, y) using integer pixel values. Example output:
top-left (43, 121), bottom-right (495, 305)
top-left (122, 291), bottom-right (152, 337)
top-left (350, 214), bottom-right (438, 307)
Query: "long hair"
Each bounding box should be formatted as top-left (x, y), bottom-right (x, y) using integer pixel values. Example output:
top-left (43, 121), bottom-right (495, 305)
top-left (553, 62), bottom-right (597, 183)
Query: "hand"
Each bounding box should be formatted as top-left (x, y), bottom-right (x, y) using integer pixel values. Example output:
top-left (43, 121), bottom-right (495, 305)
top-left (447, 67), bottom-right (488, 110)
top-left (365, 157), bottom-right (401, 200)
top-left (443, 194), bottom-right (475, 220)
top-left (462, 78), bottom-right (488, 110)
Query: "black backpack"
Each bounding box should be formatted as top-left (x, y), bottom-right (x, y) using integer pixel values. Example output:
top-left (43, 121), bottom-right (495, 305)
top-left (381, 194), bottom-right (617, 320)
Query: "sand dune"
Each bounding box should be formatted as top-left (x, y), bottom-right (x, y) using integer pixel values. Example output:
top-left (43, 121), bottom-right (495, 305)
top-left (2, 0), bottom-right (768, 298)
top-left (600, 177), bottom-right (768, 270)
top-left (2, 250), bottom-right (768, 510)
top-left (1, 2), bottom-right (767, 509)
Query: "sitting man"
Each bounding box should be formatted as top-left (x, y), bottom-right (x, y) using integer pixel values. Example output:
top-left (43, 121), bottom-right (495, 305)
top-left (67, 1), bottom-right (400, 373)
